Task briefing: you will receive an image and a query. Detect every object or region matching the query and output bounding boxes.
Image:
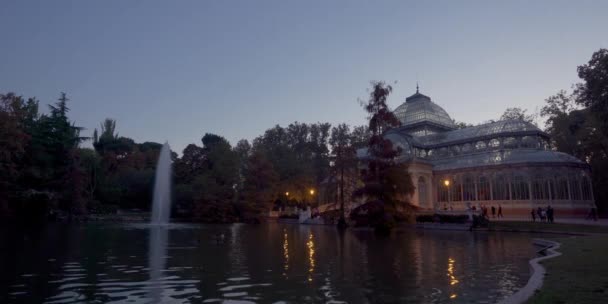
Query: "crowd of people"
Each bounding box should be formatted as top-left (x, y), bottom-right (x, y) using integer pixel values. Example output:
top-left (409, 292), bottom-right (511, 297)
top-left (531, 206), bottom-right (555, 223)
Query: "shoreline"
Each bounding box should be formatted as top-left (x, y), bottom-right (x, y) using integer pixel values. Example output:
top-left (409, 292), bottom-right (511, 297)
top-left (499, 239), bottom-right (562, 304)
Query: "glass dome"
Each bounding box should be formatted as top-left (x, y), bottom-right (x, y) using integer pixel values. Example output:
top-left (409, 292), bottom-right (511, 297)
top-left (393, 90), bottom-right (456, 130)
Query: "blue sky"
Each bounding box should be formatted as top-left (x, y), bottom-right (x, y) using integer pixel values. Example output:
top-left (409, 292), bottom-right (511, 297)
top-left (1, 0), bottom-right (607, 153)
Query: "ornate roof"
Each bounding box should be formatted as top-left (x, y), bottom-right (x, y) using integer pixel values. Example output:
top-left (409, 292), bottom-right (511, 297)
top-left (414, 119), bottom-right (547, 147)
top-left (431, 149), bottom-right (585, 171)
top-left (393, 88), bottom-right (456, 130)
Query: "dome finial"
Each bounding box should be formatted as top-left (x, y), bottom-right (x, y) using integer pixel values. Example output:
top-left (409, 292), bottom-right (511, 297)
top-left (416, 82), bottom-right (419, 94)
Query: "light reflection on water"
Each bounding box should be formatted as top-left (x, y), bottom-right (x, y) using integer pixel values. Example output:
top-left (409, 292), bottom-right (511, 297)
top-left (0, 223), bottom-right (540, 303)
top-left (307, 233), bottom-right (315, 282)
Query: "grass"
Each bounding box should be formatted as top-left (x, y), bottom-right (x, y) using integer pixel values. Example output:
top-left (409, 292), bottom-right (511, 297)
top-left (489, 220), bottom-right (608, 234)
top-left (526, 235), bottom-right (608, 304)
top-left (483, 221), bottom-right (608, 303)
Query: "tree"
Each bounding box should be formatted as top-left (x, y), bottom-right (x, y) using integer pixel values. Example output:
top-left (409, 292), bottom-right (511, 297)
top-left (454, 121), bottom-right (473, 129)
top-left (540, 48), bottom-right (608, 212)
top-left (576, 48), bottom-right (608, 135)
top-left (329, 123), bottom-right (357, 228)
top-left (189, 134), bottom-right (240, 222)
top-left (240, 150), bottom-right (279, 220)
top-left (500, 107), bottom-right (537, 124)
top-left (0, 94), bottom-right (32, 215)
top-left (355, 82), bottom-right (415, 232)
top-left (350, 125), bottom-right (371, 150)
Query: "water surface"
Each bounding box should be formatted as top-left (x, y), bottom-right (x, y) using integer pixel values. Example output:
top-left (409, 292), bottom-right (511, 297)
top-left (0, 223), bottom-right (538, 303)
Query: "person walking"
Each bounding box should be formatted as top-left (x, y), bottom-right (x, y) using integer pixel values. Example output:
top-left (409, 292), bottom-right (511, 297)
top-left (491, 206), bottom-right (496, 218)
top-left (547, 205), bottom-right (554, 223)
top-left (531, 208), bottom-right (536, 222)
top-left (537, 207), bottom-right (543, 222)
top-left (497, 204), bottom-right (503, 218)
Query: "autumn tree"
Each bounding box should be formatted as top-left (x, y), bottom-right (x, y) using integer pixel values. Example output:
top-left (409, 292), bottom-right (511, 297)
top-left (354, 82), bottom-right (415, 232)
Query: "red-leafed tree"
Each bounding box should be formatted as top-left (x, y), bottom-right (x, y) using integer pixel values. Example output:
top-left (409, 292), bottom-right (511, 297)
top-left (354, 82), bottom-right (415, 233)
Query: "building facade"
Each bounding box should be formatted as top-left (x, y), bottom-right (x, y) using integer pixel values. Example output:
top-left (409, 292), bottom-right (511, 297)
top-left (362, 87), bottom-right (595, 216)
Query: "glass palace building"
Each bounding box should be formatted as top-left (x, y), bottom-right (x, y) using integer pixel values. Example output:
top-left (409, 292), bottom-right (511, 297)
top-left (361, 88), bottom-right (596, 216)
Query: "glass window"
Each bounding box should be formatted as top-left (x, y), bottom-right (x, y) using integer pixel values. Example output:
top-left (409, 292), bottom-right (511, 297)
top-left (503, 137), bottom-right (518, 148)
top-left (463, 175), bottom-right (476, 201)
top-left (438, 179), bottom-right (449, 202)
top-left (489, 139), bottom-right (500, 148)
top-left (451, 178), bottom-right (462, 202)
top-left (570, 178), bottom-right (582, 200)
top-left (492, 174), bottom-right (509, 200)
top-left (582, 177), bottom-right (592, 200)
top-left (521, 136), bottom-right (539, 148)
top-left (555, 177), bottom-right (569, 200)
top-left (477, 176), bottom-right (491, 200)
top-left (418, 177), bottom-right (427, 206)
top-left (532, 176), bottom-right (549, 200)
top-left (475, 141), bottom-right (487, 150)
top-left (511, 175), bottom-right (530, 200)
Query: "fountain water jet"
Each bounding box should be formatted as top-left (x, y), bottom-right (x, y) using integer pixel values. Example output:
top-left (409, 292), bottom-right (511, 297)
top-left (151, 142), bottom-right (172, 225)
top-left (148, 142), bottom-right (171, 302)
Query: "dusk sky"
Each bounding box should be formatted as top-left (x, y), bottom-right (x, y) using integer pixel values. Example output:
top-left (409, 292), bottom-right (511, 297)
top-left (1, 1), bottom-right (607, 153)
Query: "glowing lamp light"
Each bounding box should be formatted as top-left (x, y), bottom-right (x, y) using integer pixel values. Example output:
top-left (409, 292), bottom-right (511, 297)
top-left (285, 192), bottom-right (289, 196)
top-left (444, 180), bottom-right (450, 187)
top-left (309, 189), bottom-right (315, 195)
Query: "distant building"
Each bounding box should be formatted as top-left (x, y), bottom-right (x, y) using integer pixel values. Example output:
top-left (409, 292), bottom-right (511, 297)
top-left (358, 87), bottom-right (595, 216)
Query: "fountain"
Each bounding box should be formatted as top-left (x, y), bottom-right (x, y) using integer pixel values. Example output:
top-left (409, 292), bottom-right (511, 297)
top-left (148, 142), bottom-right (172, 302)
top-left (151, 142), bottom-right (172, 225)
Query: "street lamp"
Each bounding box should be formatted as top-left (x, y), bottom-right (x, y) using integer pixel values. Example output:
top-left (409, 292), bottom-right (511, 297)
top-left (285, 192), bottom-right (289, 197)
top-left (309, 189), bottom-right (315, 195)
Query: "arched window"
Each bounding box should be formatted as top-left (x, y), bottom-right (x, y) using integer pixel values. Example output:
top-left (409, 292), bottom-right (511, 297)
top-left (463, 175), bottom-right (476, 201)
top-left (450, 145), bottom-right (461, 156)
top-left (492, 174), bottom-right (509, 200)
top-left (511, 175), bottom-right (530, 200)
top-left (462, 143), bottom-right (472, 153)
top-left (555, 177), bottom-right (569, 200)
top-left (475, 141), bottom-right (487, 150)
top-left (503, 137), bottom-right (518, 149)
top-left (521, 136), bottom-right (539, 148)
top-left (489, 139), bottom-right (500, 148)
top-left (582, 177), bottom-right (592, 200)
top-left (418, 177), bottom-right (428, 206)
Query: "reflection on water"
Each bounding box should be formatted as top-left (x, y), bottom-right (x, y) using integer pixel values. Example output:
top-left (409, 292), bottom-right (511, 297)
top-left (0, 223), bottom-right (540, 303)
top-left (147, 226), bottom-right (168, 303)
top-left (283, 229), bottom-right (289, 277)
top-left (307, 233), bottom-right (315, 282)
top-left (448, 257), bottom-right (458, 299)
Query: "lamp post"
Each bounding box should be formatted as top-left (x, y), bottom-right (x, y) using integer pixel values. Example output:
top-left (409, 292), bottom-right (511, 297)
top-left (444, 179), bottom-right (451, 211)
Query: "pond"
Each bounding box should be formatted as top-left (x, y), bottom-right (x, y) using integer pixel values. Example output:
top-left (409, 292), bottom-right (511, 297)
top-left (1, 223), bottom-right (539, 303)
